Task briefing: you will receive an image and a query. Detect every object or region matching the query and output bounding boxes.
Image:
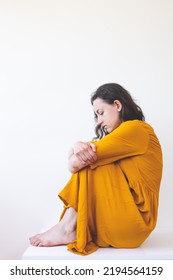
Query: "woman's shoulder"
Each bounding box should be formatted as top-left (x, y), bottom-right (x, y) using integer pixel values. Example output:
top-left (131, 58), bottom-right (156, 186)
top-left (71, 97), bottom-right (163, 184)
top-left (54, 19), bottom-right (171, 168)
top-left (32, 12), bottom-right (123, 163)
top-left (120, 120), bottom-right (153, 131)
top-left (114, 120), bottom-right (154, 139)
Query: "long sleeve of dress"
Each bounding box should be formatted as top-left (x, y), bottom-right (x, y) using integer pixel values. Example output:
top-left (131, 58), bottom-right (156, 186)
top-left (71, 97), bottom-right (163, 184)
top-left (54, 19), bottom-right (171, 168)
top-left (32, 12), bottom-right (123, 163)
top-left (90, 120), bottom-right (149, 169)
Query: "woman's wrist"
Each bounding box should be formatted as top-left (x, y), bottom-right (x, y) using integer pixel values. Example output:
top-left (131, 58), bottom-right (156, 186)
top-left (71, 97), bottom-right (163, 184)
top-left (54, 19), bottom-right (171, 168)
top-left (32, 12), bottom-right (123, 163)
top-left (68, 141), bottom-right (97, 173)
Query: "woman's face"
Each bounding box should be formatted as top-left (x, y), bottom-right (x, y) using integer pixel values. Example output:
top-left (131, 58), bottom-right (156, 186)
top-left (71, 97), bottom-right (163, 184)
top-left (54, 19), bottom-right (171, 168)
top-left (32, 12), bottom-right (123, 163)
top-left (93, 98), bottom-right (122, 133)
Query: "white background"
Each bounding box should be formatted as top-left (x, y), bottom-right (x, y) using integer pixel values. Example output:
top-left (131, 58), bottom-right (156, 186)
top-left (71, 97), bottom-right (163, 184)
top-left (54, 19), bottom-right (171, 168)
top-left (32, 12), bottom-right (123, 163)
top-left (0, 0), bottom-right (173, 259)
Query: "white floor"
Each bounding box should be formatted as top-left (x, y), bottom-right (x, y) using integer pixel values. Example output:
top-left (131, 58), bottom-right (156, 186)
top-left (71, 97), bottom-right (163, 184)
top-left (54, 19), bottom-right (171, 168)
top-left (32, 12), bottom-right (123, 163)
top-left (22, 227), bottom-right (173, 260)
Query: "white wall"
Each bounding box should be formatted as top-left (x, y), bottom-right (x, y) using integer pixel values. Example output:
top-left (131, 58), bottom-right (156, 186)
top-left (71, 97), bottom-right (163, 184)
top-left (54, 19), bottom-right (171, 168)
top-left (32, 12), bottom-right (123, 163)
top-left (0, 0), bottom-right (173, 259)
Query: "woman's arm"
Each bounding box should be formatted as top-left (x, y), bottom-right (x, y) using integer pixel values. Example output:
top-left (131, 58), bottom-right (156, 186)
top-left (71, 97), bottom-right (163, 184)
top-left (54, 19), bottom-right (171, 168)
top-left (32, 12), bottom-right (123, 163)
top-left (68, 141), bottom-right (97, 173)
top-left (90, 121), bottom-right (149, 169)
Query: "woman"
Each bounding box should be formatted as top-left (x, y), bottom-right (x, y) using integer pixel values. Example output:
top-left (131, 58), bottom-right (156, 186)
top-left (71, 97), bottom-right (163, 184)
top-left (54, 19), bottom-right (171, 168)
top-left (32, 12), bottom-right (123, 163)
top-left (30, 83), bottom-right (163, 255)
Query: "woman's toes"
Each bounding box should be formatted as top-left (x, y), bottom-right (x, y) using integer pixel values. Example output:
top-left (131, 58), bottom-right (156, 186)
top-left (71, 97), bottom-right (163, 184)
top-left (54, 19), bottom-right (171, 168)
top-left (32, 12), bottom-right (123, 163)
top-left (32, 239), bottom-right (41, 246)
top-left (29, 235), bottom-right (41, 246)
top-left (29, 234), bottom-right (40, 244)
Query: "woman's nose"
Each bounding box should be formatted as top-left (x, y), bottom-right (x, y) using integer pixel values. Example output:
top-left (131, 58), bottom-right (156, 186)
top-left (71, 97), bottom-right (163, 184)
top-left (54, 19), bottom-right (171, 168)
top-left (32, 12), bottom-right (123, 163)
top-left (97, 116), bottom-right (104, 125)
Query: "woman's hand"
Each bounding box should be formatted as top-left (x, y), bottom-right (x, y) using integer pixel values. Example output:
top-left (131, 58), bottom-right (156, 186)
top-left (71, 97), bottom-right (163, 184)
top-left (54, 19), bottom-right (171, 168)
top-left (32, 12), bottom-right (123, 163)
top-left (72, 141), bottom-right (97, 165)
top-left (68, 141), bottom-right (97, 173)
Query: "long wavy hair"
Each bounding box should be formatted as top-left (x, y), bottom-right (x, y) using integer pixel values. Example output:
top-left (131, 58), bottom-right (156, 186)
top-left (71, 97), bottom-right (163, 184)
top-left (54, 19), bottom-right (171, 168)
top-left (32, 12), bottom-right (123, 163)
top-left (91, 83), bottom-right (145, 140)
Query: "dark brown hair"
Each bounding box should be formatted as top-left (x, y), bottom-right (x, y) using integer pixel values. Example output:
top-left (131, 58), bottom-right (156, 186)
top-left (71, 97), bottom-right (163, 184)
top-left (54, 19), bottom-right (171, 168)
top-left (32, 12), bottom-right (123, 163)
top-left (91, 83), bottom-right (145, 139)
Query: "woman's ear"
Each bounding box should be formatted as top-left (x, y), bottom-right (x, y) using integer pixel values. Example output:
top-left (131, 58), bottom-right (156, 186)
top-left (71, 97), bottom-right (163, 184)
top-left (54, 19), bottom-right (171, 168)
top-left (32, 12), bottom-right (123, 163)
top-left (113, 100), bottom-right (122, 112)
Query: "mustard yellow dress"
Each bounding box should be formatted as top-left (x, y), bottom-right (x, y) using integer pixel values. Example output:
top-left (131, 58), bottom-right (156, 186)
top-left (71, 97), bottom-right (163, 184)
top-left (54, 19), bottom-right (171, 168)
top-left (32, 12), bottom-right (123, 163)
top-left (58, 120), bottom-right (163, 255)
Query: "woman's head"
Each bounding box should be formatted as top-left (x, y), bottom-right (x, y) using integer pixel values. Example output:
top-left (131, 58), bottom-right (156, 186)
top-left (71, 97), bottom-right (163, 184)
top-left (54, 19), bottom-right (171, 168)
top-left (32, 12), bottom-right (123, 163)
top-left (91, 83), bottom-right (145, 139)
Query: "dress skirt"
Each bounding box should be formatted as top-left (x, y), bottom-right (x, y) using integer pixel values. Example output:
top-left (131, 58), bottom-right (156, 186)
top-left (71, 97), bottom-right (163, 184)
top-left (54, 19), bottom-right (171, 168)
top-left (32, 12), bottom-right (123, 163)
top-left (58, 162), bottom-right (157, 255)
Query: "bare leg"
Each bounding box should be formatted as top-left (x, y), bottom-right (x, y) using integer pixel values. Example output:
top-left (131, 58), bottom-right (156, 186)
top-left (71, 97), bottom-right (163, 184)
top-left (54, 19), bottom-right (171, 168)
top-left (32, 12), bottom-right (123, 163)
top-left (29, 207), bottom-right (77, 247)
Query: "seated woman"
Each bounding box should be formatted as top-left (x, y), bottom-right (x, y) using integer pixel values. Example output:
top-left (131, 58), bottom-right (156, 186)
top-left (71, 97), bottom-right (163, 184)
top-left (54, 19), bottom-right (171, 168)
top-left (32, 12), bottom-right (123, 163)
top-left (29, 83), bottom-right (163, 255)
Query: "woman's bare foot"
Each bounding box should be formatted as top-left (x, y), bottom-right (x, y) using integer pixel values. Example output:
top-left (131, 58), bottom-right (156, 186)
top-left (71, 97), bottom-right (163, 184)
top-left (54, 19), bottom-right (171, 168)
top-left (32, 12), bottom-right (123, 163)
top-left (29, 223), bottom-right (76, 247)
top-left (29, 207), bottom-right (77, 247)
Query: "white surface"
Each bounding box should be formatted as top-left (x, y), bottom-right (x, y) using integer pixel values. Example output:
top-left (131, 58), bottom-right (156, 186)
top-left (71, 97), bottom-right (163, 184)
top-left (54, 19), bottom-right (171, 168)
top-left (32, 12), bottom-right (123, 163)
top-left (22, 227), bottom-right (173, 260)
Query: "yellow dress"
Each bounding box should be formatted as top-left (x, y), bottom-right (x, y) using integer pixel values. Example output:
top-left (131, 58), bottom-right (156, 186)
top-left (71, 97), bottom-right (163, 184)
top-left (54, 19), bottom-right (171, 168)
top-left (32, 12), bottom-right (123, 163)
top-left (58, 120), bottom-right (163, 255)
